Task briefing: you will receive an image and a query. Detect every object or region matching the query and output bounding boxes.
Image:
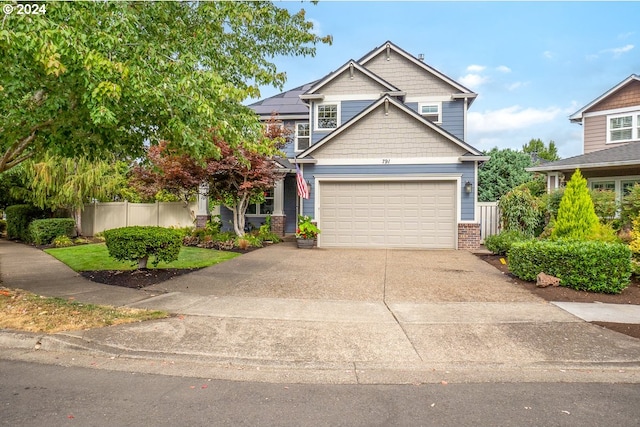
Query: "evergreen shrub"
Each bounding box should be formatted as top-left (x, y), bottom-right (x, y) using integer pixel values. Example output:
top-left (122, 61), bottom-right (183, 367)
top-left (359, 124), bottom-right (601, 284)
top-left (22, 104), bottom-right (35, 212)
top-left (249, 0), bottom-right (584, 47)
top-left (484, 230), bottom-right (530, 255)
top-left (103, 226), bottom-right (182, 269)
top-left (28, 218), bottom-right (76, 245)
top-left (5, 204), bottom-right (47, 242)
top-left (508, 239), bottom-right (631, 294)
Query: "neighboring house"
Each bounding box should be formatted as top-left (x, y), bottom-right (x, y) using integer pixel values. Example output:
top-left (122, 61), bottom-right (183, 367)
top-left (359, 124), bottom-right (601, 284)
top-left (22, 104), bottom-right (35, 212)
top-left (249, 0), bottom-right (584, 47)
top-left (232, 41), bottom-right (488, 249)
top-left (529, 74), bottom-right (640, 198)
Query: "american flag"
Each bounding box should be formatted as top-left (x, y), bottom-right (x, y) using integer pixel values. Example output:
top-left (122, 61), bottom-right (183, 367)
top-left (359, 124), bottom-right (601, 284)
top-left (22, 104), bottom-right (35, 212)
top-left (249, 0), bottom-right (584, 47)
top-left (295, 163), bottom-right (309, 199)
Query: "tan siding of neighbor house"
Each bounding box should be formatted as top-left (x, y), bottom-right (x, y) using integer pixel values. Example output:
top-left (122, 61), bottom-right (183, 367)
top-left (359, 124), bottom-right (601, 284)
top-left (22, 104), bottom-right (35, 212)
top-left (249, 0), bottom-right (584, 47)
top-left (583, 115), bottom-right (607, 153)
top-left (312, 103), bottom-right (467, 159)
top-left (319, 68), bottom-right (389, 96)
top-left (364, 51), bottom-right (457, 98)
top-left (586, 80), bottom-right (640, 112)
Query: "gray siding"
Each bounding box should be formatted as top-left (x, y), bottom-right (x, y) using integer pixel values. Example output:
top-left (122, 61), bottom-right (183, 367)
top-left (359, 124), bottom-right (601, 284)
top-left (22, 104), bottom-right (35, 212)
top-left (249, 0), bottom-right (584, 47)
top-left (310, 100), bottom-right (375, 145)
top-left (301, 163), bottom-right (476, 221)
top-left (441, 100), bottom-right (464, 140)
top-left (403, 101), bottom-right (464, 140)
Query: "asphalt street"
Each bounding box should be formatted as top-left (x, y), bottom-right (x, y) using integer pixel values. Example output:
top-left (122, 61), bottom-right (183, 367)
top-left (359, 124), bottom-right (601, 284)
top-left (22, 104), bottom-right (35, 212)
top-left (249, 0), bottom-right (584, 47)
top-left (2, 360), bottom-right (639, 427)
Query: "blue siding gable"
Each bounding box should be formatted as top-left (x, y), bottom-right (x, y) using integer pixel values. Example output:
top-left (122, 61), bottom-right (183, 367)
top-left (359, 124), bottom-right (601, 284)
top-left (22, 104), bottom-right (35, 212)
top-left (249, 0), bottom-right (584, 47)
top-left (310, 100), bottom-right (376, 144)
top-left (405, 100), bottom-right (465, 140)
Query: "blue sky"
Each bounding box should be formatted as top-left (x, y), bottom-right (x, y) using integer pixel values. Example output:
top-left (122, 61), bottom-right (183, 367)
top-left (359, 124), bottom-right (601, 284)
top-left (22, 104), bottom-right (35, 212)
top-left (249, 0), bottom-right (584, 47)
top-left (254, 1), bottom-right (640, 159)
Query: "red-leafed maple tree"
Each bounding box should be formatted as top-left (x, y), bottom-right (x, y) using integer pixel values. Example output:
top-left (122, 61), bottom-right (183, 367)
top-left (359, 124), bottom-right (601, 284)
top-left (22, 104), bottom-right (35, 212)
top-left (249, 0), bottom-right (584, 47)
top-left (129, 114), bottom-right (290, 235)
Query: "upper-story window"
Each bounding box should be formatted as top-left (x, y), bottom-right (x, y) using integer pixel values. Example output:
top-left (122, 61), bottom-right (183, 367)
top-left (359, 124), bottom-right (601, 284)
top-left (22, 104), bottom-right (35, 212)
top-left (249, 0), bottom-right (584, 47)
top-left (418, 102), bottom-right (442, 124)
top-left (315, 103), bottom-right (340, 130)
top-left (608, 112), bottom-right (640, 143)
top-left (295, 122), bottom-right (310, 151)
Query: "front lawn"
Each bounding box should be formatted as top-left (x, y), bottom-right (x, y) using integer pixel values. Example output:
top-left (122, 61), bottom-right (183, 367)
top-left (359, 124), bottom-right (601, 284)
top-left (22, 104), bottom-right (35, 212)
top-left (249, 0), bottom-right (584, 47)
top-left (44, 243), bottom-right (239, 271)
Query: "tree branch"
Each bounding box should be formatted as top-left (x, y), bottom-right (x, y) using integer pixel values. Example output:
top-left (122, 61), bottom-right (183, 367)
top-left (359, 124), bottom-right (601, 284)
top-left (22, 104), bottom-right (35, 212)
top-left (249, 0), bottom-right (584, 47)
top-left (0, 119), bottom-right (54, 173)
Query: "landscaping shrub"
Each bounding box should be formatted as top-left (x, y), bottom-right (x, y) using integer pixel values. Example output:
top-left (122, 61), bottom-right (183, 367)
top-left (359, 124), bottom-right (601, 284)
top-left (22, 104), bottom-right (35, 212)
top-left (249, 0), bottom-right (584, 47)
top-left (551, 169), bottom-right (599, 241)
top-left (53, 235), bottom-right (74, 248)
top-left (103, 226), bottom-right (182, 269)
top-left (0, 219), bottom-right (6, 235)
top-left (589, 189), bottom-right (618, 224)
top-left (621, 184), bottom-right (640, 228)
top-left (508, 239), bottom-right (631, 294)
top-left (5, 204), bottom-right (47, 242)
top-left (498, 186), bottom-right (543, 237)
top-left (28, 218), bottom-right (76, 245)
top-left (483, 230), bottom-right (530, 255)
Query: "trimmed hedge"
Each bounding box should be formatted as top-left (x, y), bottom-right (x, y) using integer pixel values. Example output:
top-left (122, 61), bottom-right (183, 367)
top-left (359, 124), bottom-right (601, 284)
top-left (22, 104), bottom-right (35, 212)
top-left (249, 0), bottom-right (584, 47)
top-left (508, 239), bottom-right (631, 294)
top-left (5, 204), bottom-right (47, 242)
top-left (28, 218), bottom-right (76, 245)
top-left (103, 226), bottom-right (182, 268)
top-left (484, 230), bottom-right (530, 255)
top-left (0, 219), bottom-right (6, 234)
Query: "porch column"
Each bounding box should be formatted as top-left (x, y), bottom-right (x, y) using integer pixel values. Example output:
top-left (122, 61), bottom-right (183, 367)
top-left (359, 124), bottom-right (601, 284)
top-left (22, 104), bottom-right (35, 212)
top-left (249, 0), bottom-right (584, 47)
top-left (195, 182), bottom-right (210, 229)
top-left (271, 178), bottom-right (286, 236)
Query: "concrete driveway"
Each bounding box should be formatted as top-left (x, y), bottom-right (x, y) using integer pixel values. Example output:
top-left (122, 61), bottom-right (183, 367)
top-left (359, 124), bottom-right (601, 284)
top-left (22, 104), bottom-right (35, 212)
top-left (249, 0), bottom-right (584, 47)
top-left (2, 239), bottom-right (640, 384)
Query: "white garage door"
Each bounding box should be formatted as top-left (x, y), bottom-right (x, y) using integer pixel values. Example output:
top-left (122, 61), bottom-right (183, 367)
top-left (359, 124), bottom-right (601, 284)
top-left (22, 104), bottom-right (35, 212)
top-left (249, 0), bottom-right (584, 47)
top-left (319, 181), bottom-right (457, 249)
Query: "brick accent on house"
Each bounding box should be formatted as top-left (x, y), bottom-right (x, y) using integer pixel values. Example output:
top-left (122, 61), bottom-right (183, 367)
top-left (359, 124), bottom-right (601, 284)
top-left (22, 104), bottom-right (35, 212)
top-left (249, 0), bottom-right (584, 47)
top-left (195, 215), bottom-right (210, 229)
top-left (270, 214), bottom-right (285, 237)
top-left (457, 223), bottom-right (481, 250)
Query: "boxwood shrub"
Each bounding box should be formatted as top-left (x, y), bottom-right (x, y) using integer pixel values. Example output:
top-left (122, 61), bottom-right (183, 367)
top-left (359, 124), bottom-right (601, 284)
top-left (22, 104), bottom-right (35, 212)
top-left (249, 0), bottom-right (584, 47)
top-left (508, 239), bottom-right (631, 294)
top-left (5, 204), bottom-right (47, 242)
top-left (103, 226), bottom-right (182, 269)
top-left (484, 230), bottom-right (530, 255)
top-left (28, 218), bottom-right (76, 245)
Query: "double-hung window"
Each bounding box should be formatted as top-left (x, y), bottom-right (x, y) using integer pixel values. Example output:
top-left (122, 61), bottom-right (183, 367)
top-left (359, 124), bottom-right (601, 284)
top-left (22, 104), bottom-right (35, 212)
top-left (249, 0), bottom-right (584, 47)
top-left (418, 102), bottom-right (442, 124)
top-left (295, 122), bottom-right (310, 151)
top-left (246, 188), bottom-right (274, 216)
top-left (607, 112), bottom-right (640, 143)
top-left (315, 103), bottom-right (339, 130)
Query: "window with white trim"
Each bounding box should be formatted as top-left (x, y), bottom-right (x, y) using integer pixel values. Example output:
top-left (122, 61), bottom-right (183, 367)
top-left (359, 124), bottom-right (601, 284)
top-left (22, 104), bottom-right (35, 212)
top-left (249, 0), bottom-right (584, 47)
top-left (295, 122), bottom-right (310, 151)
top-left (607, 112), bottom-right (640, 143)
top-left (246, 188), bottom-right (274, 215)
top-left (591, 181), bottom-right (615, 191)
top-left (315, 103), bottom-right (340, 130)
top-left (418, 102), bottom-right (442, 123)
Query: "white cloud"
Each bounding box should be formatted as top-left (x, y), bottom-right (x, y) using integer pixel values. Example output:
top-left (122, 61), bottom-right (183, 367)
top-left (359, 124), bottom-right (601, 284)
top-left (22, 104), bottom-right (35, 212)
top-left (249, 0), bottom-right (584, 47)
top-left (468, 105), bottom-right (566, 133)
top-left (610, 44), bottom-right (634, 57)
top-left (466, 64), bottom-right (486, 72)
top-left (308, 18), bottom-right (322, 36)
top-left (543, 51), bottom-right (554, 59)
top-left (618, 31), bottom-right (635, 40)
top-left (496, 65), bottom-right (511, 73)
top-left (506, 81), bottom-right (528, 91)
top-left (459, 73), bottom-right (489, 89)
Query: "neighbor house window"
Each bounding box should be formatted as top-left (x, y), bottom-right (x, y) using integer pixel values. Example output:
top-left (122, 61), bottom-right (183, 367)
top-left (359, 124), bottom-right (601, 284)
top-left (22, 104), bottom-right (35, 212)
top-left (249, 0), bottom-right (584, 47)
top-left (607, 112), bottom-right (640, 143)
top-left (315, 103), bottom-right (339, 130)
top-left (418, 102), bottom-right (441, 123)
top-left (246, 188), bottom-right (274, 215)
top-left (591, 181), bottom-right (615, 191)
top-left (295, 122), bottom-right (310, 151)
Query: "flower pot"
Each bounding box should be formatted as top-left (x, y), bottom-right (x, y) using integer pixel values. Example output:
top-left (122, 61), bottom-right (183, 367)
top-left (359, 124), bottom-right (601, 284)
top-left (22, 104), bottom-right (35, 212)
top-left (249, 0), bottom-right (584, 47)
top-left (296, 238), bottom-right (315, 249)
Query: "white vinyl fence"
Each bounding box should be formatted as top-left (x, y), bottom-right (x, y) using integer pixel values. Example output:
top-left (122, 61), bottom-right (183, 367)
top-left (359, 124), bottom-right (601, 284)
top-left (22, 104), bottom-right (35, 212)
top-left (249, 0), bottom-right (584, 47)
top-left (81, 201), bottom-right (197, 236)
top-left (478, 202), bottom-right (501, 243)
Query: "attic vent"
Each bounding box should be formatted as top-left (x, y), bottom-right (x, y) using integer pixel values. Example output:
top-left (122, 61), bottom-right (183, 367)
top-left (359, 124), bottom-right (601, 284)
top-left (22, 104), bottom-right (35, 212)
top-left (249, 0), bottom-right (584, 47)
top-left (386, 44), bottom-right (390, 61)
top-left (418, 53), bottom-right (425, 61)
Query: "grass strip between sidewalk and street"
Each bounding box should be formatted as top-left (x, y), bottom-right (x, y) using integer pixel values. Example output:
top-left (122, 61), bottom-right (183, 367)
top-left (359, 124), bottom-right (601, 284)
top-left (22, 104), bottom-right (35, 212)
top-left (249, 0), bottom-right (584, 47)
top-left (0, 287), bottom-right (168, 333)
top-left (44, 243), bottom-right (239, 271)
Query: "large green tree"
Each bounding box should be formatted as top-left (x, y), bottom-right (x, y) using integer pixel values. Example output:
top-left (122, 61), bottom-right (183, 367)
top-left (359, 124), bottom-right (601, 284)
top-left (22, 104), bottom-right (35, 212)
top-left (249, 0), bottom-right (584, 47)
top-left (522, 138), bottom-right (560, 163)
top-left (478, 148), bottom-right (535, 202)
top-left (0, 1), bottom-right (331, 173)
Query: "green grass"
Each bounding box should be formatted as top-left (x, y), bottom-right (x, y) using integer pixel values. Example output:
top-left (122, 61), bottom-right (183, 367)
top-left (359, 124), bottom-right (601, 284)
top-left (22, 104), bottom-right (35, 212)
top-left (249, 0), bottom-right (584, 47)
top-left (44, 243), bottom-right (239, 271)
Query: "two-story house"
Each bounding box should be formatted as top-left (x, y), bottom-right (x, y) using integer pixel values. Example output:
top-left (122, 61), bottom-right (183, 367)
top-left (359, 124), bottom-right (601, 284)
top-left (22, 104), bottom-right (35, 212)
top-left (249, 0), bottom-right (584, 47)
top-left (529, 74), bottom-right (640, 196)
top-left (239, 41), bottom-right (488, 249)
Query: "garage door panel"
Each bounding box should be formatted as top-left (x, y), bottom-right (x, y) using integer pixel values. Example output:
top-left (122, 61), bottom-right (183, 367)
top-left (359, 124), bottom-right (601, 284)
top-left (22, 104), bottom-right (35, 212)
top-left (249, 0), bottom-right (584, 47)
top-left (319, 181), bottom-right (456, 249)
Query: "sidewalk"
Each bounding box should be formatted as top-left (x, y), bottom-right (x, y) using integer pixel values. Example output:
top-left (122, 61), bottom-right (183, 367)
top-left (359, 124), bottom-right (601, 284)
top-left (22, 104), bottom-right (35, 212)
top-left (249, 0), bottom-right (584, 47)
top-left (1, 238), bottom-right (640, 384)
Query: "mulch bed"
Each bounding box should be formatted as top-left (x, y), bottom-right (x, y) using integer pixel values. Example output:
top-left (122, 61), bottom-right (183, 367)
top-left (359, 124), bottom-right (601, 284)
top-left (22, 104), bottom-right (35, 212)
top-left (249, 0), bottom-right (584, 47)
top-left (478, 254), bottom-right (640, 339)
top-left (80, 268), bottom-right (201, 289)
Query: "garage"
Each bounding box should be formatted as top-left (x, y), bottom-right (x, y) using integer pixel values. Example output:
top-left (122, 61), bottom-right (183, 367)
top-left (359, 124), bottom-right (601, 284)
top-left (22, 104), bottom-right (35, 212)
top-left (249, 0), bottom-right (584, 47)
top-left (318, 180), bottom-right (457, 249)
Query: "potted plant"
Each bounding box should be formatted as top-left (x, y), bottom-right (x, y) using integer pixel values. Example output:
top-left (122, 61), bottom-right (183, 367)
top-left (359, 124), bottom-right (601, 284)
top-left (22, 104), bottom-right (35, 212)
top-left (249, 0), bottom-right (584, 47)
top-left (296, 215), bottom-right (320, 249)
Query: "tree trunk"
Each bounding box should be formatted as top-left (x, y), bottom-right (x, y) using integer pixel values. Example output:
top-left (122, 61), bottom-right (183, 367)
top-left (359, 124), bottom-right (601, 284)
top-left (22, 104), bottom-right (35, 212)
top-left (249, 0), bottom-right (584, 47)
top-left (138, 256), bottom-right (149, 269)
top-left (73, 206), bottom-right (82, 237)
top-left (231, 205), bottom-right (244, 236)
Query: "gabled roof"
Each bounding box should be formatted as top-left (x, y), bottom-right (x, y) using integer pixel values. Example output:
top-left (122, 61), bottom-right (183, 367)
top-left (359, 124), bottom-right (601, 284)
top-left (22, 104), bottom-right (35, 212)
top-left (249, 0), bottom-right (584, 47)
top-left (297, 95), bottom-right (484, 159)
top-left (301, 60), bottom-right (401, 98)
top-left (527, 141), bottom-right (640, 172)
top-left (248, 81), bottom-right (317, 119)
top-left (569, 74), bottom-right (640, 123)
top-left (358, 41), bottom-right (478, 104)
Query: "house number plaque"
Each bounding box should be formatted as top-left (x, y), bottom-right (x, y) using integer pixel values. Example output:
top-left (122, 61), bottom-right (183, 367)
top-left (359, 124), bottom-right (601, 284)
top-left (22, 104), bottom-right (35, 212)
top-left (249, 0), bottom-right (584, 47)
top-left (382, 159), bottom-right (391, 164)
